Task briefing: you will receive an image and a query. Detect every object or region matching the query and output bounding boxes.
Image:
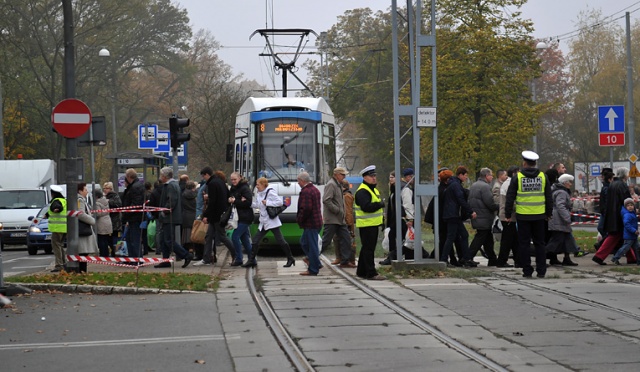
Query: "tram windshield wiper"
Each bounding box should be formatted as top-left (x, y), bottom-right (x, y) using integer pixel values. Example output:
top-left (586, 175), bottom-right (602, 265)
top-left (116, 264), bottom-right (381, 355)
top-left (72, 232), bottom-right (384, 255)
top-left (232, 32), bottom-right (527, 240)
top-left (262, 156), bottom-right (290, 187)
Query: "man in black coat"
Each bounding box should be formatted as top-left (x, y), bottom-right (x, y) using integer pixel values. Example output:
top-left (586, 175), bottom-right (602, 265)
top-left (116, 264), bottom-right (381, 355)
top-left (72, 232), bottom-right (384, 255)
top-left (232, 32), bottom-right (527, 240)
top-left (121, 168), bottom-right (145, 258)
top-left (441, 166), bottom-right (477, 267)
top-left (194, 167), bottom-right (235, 266)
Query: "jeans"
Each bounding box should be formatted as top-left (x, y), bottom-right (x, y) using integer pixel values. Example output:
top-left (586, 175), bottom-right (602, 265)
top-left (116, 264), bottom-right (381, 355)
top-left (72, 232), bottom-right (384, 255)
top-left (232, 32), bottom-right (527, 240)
top-left (203, 222), bottom-right (235, 264)
top-left (301, 228), bottom-right (321, 274)
top-left (232, 223), bottom-right (252, 263)
top-left (613, 239), bottom-right (639, 261)
top-left (160, 222), bottom-right (188, 259)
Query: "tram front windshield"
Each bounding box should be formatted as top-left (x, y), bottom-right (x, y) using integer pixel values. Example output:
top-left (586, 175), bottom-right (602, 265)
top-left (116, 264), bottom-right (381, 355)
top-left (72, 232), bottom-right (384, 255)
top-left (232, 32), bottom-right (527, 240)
top-left (256, 119), bottom-right (316, 183)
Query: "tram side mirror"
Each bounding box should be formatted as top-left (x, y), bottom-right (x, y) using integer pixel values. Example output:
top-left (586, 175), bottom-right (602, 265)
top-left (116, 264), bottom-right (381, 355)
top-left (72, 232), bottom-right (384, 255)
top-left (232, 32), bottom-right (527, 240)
top-left (226, 144), bottom-right (233, 163)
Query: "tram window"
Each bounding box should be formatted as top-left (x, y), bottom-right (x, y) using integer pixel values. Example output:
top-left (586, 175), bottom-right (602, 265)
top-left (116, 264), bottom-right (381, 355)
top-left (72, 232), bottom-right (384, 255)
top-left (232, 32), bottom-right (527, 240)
top-left (256, 120), bottom-right (316, 182)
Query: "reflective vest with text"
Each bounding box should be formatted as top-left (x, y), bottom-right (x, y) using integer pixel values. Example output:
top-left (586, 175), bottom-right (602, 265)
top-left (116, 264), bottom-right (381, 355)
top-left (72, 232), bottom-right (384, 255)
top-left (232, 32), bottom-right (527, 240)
top-left (354, 183), bottom-right (383, 227)
top-left (515, 171), bottom-right (546, 215)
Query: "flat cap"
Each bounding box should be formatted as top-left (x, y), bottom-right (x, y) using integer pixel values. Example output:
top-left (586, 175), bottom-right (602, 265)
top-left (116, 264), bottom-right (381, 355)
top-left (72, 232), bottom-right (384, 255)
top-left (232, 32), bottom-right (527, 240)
top-left (521, 150), bottom-right (539, 162)
top-left (333, 167), bottom-right (348, 175)
top-left (360, 165), bottom-right (376, 177)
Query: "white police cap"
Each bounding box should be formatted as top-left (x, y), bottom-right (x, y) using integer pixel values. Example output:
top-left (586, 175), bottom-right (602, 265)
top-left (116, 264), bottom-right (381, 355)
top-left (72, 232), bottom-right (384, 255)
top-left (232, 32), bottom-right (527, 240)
top-left (360, 165), bottom-right (376, 177)
top-left (50, 185), bottom-right (63, 193)
top-left (521, 150), bottom-right (539, 162)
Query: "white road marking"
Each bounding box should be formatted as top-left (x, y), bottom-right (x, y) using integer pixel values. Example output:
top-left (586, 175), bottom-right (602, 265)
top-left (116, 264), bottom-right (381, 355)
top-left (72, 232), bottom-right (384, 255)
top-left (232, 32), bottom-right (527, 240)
top-left (12, 265), bottom-right (48, 269)
top-left (0, 334), bottom-right (240, 350)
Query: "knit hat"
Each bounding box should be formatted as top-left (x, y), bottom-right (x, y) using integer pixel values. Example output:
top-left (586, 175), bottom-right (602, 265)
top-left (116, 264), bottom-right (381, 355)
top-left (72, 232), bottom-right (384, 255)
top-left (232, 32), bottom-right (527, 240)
top-left (624, 198), bottom-right (635, 207)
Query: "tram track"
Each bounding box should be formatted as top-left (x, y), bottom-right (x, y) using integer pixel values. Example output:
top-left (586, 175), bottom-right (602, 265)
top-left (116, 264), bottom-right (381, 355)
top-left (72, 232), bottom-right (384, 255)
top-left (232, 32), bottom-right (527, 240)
top-left (245, 255), bottom-right (510, 372)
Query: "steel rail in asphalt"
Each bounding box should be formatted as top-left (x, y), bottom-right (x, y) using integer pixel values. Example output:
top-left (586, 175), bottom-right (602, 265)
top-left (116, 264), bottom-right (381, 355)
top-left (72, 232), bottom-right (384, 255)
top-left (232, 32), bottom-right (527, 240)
top-left (319, 255), bottom-right (509, 372)
top-left (246, 267), bottom-right (315, 372)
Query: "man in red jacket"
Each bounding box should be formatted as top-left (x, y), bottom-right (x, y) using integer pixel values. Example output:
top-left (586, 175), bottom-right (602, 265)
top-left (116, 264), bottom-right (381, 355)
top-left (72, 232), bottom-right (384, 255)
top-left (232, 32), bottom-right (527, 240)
top-left (297, 172), bottom-right (323, 276)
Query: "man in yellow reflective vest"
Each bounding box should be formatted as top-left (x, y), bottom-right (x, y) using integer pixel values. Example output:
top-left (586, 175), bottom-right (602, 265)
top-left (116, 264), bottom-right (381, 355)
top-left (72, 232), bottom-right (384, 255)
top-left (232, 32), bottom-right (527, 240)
top-left (504, 151), bottom-right (553, 278)
top-left (354, 165), bottom-right (386, 280)
top-left (48, 185), bottom-right (67, 272)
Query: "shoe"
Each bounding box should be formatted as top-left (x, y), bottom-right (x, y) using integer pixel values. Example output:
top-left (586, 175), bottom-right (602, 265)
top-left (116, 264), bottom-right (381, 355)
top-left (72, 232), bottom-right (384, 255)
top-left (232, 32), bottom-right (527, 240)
top-left (449, 260), bottom-right (463, 267)
top-left (522, 273), bottom-right (532, 278)
top-left (549, 259), bottom-right (562, 266)
top-left (284, 257), bottom-right (295, 268)
top-left (193, 260), bottom-right (212, 267)
top-left (562, 258), bottom-right (578, 266)
top-left (367, 274), bottom-right (386, 280)
top-left (50, 267), bottom-right (62, 273)
top-left (331, 259), bottom-right (341, 265)
top-left (241, 260), bottom-right (257, 268)
top-left (154, 262), bottom-right (171, 268)
top-left (230, 261), bottom-right (243, 267)
top-left (181, 253), bottom-right (193, 268)
top-left (463, 260), bottom-right (478, 267)
top-left (299, 271), bottom-right (317, 276)
top-left (487, 260), bottom-right (498, 267)
top-left (379, 257), bottom-right (392, 265)
top-left (592, 256), bottom-right (607, 265)
top-left (612, 258), bottom-right (620, 265)
top-left (537, 274), bottom-right (545, 278)
top-left (496, 263), bottom-right (514, 268)
top-left (574, 250), bottom-right (590, 257)
top-left (339, 262), bottom-right (357, 268)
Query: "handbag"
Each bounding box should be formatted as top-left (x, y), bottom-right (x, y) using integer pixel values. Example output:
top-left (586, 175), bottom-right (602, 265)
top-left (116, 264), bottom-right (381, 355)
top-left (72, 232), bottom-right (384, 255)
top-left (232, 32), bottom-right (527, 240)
top-left (219, 205), bottom-right (233, 227)
top-left (191, 219), bottom-right (207, 244)
top-left (403, 226), bottom-right (415, 249)
top-left (78, 220), bottom-right (93, 236)
top-left (265, 189), bottom-right (287, 219)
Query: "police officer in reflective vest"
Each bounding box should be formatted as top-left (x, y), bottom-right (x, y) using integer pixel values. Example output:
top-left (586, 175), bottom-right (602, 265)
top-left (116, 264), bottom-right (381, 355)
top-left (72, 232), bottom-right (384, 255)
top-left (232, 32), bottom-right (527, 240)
top-left (504, 151), bottom-right (553, 278)
top-left (354, 165), bottom-right (386, 280)
top-left (48, 185), bottom-right (67, 272)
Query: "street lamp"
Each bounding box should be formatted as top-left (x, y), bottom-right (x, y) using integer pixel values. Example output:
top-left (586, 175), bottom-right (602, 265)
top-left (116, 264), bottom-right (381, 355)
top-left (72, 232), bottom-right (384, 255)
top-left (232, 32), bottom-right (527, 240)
top-left (98, 48), bottom-right (117, 155)
top-left (532, 41), bottom-right (548, 153)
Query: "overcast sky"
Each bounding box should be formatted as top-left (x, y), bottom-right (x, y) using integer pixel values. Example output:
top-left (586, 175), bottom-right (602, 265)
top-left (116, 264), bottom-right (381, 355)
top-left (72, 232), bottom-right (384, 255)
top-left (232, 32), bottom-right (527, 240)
top-left (176, 0), bottom-right (640, 93)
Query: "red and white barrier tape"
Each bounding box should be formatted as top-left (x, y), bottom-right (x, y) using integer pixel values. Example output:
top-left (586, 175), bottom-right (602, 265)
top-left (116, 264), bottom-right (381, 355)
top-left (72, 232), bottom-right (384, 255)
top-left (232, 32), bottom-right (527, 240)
top-left (90, 205), bottom-right (170, 214)
top-left (66, 255), bottom-right (174, 270)
top-left (570, 221), bottom-right (598, 225)
top-left (570, 197), bottom-right (600, 201)
top-left (569, 213), bottom-right (600, 220)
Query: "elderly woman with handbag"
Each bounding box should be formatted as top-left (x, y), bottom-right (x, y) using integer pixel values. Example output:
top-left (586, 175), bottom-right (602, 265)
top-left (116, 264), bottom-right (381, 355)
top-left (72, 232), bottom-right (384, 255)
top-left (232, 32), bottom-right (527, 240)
top-left (77, 183), bottom-right (99, 272)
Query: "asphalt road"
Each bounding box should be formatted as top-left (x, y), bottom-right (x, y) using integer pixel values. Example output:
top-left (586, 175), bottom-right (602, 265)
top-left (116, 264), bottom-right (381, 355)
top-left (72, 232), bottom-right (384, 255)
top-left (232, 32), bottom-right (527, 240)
top-left (0, 292), bottom-right (233, 372)
top-left (1, 246), bottom-right (52, 278)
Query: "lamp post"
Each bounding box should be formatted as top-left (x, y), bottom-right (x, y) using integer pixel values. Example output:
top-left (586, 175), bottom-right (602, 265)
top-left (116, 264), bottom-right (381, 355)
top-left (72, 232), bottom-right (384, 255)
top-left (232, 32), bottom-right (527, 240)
top-left (532, 41), bottom-right (548, 154)
top-left (98, 48), bottom-right (117, 155)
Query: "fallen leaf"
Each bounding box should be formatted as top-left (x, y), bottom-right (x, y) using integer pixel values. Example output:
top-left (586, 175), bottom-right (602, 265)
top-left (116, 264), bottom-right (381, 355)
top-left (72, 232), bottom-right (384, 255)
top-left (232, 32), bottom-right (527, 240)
top-left (194, 360), bottom-right (206, 364)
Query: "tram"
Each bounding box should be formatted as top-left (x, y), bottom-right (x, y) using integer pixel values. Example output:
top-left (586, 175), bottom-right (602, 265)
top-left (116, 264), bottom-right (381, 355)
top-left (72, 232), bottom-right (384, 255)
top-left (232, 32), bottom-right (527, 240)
top-left (233, 97), bottom-right (336, 245)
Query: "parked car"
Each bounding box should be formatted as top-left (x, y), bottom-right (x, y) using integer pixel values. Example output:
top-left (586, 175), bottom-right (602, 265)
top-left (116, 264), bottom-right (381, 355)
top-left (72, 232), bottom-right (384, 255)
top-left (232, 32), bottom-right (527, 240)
top-left (26, 206), bottom-right (53, 255)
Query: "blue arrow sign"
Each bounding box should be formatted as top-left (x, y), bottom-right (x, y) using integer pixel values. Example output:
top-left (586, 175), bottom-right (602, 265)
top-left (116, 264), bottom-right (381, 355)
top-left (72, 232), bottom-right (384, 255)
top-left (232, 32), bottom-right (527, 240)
top-left (598, 105), bottom-right (625, 133)
top-left (153, 130), bottom-right (170, 153)
top-left (138, 124), bottom-right (158, 149)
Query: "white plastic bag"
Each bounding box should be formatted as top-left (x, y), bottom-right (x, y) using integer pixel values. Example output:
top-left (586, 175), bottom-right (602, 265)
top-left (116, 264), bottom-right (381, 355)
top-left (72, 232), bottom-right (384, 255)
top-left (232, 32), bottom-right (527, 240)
top-left (404, 226), bottom-right (415, 249)
top-left (382, 227), bottom-right (390, 251)
top-left (226, 206), bottom-right (239, 230)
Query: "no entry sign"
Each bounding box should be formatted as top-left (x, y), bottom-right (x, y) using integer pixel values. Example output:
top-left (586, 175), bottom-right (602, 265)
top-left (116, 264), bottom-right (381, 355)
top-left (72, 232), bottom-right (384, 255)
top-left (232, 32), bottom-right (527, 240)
top-left (51, 98), bottom-right (92, 138)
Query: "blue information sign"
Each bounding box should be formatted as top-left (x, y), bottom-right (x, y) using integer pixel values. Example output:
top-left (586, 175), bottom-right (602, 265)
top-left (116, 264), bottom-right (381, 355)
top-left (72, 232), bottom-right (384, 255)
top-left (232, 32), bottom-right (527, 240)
top-left (598, 105), bottom-right (625, 133)
top-left (166, 142), bottom-right (188, 165)
top-left (153, 130), bottom-right (170, 153)
top-left (138, 124), bottom-right (158, 149)
top-left (591, 164), bottom-right (601, 176)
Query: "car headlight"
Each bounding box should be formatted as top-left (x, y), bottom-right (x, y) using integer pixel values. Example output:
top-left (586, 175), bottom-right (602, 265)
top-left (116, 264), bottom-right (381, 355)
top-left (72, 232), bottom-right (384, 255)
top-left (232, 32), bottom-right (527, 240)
top-left (0, 222), bottom-right (3, 230)
top-left (29, 226), bottom-right (42, 233)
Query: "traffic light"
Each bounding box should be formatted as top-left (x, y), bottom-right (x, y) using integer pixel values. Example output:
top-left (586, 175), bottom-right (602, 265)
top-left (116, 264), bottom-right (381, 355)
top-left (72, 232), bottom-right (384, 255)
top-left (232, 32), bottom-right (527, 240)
top-left (169, 115), bottom-right (190, 150)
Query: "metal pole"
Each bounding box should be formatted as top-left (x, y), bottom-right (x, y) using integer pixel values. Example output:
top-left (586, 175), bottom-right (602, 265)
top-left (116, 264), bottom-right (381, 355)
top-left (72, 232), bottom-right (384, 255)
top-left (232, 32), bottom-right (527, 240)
top-left (0, 77), bottom-right (4, 160)
top-left (63, 0), bottom-right (78, 272)
top-left (532, 79), bottom-right (537, 153)
top-left (626, 12), bottom-right (635, 157)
